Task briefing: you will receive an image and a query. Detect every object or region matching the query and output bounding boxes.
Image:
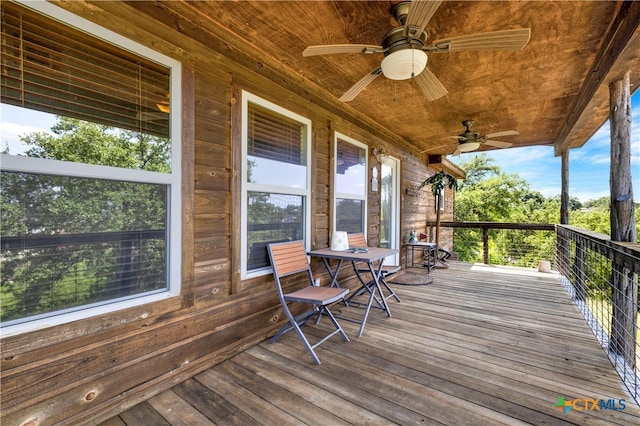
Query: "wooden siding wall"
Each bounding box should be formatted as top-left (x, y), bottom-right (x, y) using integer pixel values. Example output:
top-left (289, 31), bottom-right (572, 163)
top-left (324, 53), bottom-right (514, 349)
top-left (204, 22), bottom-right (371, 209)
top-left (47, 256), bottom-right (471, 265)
top-left (0, 1), bottom-right (452, 424)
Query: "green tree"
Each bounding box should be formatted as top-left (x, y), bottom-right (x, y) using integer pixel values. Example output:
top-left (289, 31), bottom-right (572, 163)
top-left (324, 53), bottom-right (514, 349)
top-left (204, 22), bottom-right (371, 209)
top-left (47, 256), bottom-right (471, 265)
top-left (1, 116), bottom-right (170, 322)
top-left (23, 117), bottom-right (170, 172)
top-left (453, 154), bottom-right (554, 266)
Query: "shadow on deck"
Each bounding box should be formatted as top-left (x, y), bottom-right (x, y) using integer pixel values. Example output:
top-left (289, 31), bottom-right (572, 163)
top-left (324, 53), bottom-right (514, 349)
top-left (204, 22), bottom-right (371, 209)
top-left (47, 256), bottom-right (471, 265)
top-left (101, 262), bottom-right (640, 425)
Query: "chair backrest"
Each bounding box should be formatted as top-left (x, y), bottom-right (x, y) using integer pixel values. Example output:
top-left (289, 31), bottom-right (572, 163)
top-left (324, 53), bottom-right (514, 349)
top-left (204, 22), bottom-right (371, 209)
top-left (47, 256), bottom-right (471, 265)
top-left (267, 241), bottom-right (315, 298)
top-left (347, 233), bottom-right (367, 248)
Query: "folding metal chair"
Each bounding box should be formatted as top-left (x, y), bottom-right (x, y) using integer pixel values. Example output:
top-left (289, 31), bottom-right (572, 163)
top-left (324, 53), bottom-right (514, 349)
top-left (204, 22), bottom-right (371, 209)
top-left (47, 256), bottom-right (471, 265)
top-left (347, 233), bottom-right (401, 303)
top-left (267, 240), bottom-right (350, 365)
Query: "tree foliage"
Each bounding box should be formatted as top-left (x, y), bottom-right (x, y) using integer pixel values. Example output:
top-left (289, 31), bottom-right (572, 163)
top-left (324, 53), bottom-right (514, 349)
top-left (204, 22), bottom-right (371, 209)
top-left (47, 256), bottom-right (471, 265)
top-left (452, 153), bottom-right (639, 280)
top-left (1, 116), bottom-right (171, 322)
top-left (453, 155), bottom-right (565, 266)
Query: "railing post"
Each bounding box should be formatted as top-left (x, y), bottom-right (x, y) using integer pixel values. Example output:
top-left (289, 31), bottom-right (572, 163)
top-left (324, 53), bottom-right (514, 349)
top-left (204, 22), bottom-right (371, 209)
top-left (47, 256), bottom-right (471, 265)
top-left (556, 226), bottom-right (570, 278)
top-left (482, 227), bottom-right (489, 264)
top-left (610, 262), bottom-right (638, 369)
top-left (572, 239), bottom-right (586, 301)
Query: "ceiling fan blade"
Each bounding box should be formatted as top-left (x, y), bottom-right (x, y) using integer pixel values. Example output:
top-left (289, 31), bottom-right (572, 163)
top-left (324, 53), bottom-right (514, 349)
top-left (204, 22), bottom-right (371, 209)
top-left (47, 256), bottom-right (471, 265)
top-left (452, 147), bottom-right (462, 156)
top-left (339, 67), bottom-right (383, 102)
top-left (405, 0), bottom-right (443, 37)
top-left (303, 44), bottom-right (382, 57)
top-left (449, 135), bottom-right (465, 140)
top-left (430, 28), bottom-right (531, 52)
top-left (414, 68), bottom-right (448, 101)
top-left (484, 130), bottom-right (519, 138)
top-left (483, 139), bottom-right (513, 148)
top-left (420, 142), bottom-right (454, 153)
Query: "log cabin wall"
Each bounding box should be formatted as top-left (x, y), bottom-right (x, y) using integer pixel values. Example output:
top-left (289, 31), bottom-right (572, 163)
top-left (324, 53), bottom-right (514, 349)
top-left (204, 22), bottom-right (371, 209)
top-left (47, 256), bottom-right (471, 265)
top-left (0, 1), bottom-right (451, 424)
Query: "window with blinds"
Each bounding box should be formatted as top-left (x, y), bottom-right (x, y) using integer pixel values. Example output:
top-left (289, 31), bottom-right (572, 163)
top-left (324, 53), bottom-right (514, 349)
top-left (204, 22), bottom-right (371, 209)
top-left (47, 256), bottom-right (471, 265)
top-left (242, 92), bottom-right (311, 278)
top-left (1, 1), bottom-right (170, 138)
top-left (0, 1), bottom-right (181, 333)
top-left (248, 103), bottom-right (305, 166)
top-left (245, 100), bottom-right (308, 188)
top-left (334, 135), bottom-right (368, 235)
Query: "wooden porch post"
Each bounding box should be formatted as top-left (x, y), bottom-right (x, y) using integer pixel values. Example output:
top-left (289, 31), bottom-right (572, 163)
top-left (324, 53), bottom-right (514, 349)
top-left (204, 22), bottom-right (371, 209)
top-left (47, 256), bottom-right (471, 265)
top-left (608, 71), bottom-right (637, 367)
top-left (558, 151), bottom-right (571, 278)
top-left (482, 227), bottom-right (489, 265)
top-left (610, 71), bottom-right (636, 242)
top-left (560, 151), bottom-right (569, 225)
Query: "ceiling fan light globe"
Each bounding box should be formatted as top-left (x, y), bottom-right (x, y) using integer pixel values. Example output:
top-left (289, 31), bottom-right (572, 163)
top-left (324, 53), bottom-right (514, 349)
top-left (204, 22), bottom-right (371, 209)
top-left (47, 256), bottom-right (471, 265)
top-left (458, 142), bottom-right (480, 152)
top-left (381, 49), bottom-right (427, 80)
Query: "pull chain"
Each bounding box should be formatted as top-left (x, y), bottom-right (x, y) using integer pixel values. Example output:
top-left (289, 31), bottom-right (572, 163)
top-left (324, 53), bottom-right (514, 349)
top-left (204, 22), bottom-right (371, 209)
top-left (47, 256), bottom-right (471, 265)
top-left (411, 48), bottom-right (415, 78)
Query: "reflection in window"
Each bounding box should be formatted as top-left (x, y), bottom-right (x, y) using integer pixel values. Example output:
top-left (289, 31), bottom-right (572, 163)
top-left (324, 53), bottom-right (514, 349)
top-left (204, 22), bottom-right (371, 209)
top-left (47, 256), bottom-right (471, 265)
top-left (334, 135), bottom-right (367, 236)
top-left (247, 193), bottom-right (304, 270)
top-left (0, 1), bottom-right (180, 330)
top-left (336, 198), bottom-right (364, 234)
top-left (336, 140), bottom-right (366, 195)
top-left (241, 92), bottom-right (311, 277)
top-left (1, 172), bottom-right (168, 323)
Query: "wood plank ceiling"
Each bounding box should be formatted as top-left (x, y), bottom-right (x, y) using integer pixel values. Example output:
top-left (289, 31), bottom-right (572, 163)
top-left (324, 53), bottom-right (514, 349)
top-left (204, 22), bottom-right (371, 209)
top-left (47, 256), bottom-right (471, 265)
top-left (161, 1), bottom-right (640, 157)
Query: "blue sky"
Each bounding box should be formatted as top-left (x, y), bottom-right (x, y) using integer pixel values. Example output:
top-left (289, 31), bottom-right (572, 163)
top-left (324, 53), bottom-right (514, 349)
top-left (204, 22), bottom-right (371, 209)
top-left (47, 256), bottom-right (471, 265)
top-left (2, 91), bottom-right (639, 203)
top-left (1, 105), bottom-right (57, 154)
top-left (451, 91), bottom-right (640, 203)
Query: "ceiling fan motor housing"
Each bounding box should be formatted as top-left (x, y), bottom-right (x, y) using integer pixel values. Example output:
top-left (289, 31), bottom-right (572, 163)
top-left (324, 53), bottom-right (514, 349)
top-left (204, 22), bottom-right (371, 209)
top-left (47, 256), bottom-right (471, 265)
top-left (391, 1), bottom-right (411, 25)
top-left (458, 119), bottom-right (480, 150)
top-left (380, 18), bottom-right (428, 80)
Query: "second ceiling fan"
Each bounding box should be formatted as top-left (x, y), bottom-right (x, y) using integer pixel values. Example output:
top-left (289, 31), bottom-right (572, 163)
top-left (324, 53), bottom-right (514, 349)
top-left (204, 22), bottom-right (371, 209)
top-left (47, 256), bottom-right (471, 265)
top-left (303, 0), bottom-right (531, 102)
top-left (448, 119), bottom-right (518, 156)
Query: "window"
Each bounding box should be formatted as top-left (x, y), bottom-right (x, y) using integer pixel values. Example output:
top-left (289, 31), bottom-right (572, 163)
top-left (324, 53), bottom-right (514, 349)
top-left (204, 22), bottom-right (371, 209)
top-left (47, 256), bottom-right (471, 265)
top-left (334, 134), bottom-right (368, 234)
top-left (0, 1), bottom-right (182, 333)
top-left (241, 92), bottom-right (311, 278)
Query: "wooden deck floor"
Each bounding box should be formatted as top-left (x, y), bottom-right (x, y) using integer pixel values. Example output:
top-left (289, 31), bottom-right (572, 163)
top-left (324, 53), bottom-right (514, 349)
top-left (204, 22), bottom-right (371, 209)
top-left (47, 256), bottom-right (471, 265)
top-left (101, 262), bottom-right (640, 425)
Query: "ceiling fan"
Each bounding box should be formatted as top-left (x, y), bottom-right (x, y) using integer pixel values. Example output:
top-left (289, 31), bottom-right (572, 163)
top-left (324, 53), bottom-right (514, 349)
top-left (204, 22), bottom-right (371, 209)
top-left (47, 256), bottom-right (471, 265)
top-left (448, 119), bottom-right (518, 155)
top-left (303, 0), bottom-right (531, 102)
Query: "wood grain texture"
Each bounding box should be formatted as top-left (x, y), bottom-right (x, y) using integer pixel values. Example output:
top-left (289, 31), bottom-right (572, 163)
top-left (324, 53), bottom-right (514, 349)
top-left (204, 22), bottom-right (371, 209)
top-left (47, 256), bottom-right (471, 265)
top-left (105, 262), bottom-right (640, 425)
top-left (6, 1), bottom-right (636, 424)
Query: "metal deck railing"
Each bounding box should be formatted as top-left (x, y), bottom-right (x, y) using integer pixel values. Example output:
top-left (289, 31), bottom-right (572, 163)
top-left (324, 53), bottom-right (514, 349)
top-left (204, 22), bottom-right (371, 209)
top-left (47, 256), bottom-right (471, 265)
top-left (427, 221), bottom-right (639, 404)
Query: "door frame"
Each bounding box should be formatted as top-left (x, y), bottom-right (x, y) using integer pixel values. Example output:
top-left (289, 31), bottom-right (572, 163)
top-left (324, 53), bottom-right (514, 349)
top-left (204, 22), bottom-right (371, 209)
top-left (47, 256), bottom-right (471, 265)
top-left (380, 156), bottom-right (400, 266)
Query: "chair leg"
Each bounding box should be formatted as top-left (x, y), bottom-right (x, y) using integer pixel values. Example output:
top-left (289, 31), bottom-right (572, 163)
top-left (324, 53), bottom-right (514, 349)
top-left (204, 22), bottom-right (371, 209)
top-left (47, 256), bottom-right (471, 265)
top-left (380, 277), bottom-right (401, 302)
top-left (270, 308), bottom-right (316, 342)
top-left (291, 321), bottom-right (322, 365)
top-left (321, 306), bottom-right (350, 343)
top-left (347, 281), bottom-right (387, 310)
top-left (270, 304), bottom-right (348, 365)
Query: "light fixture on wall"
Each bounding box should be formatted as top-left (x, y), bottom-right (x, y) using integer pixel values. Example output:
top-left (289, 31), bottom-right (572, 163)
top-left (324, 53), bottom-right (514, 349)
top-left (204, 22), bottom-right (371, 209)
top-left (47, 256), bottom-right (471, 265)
top-left (372, 147), bottom-right (388, 163)
top-left (380, 48), bottom-right (428, 80)
top-left (156, 93), bottom-right (171, 113)
top-left (156, 102), bottom-right (170, 113)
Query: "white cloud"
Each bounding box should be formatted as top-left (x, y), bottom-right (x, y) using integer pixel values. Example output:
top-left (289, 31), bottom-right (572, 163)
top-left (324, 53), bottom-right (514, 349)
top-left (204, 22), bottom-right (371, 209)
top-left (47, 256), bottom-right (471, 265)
top-left (0, 121), bottom-right (42, 141)
top-left (485, 145), bottom-right (554, 165)
top-left (0, 122), bottom-right (45, 154)
top-left (590, 153), bottom-right (611, 165)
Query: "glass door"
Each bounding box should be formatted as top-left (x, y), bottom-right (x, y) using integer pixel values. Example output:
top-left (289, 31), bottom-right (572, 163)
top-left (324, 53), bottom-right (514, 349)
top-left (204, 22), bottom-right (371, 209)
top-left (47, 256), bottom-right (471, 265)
top-left (380, 157), bottom-right (400, 265)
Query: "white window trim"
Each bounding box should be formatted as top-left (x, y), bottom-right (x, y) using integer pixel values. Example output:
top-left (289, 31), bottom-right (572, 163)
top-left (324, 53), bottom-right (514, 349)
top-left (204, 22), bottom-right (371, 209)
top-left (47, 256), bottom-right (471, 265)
top-left (333, 132), bottom-right (368, 235)
top-left (240, 91), bottom-right (312, 279)
top-left (1, 0), bottom-right (182, 336)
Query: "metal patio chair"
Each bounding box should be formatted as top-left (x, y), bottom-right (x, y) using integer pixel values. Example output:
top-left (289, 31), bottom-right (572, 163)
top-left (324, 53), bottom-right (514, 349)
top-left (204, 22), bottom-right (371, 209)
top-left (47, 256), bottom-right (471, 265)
top-left (267, 240), bottom-right (350, 365)
top-left (347, 233), bottom-right (401, 303)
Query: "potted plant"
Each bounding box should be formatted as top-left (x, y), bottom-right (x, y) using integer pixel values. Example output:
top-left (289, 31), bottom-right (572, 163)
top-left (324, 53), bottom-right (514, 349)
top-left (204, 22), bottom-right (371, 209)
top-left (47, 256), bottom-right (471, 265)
top-left (418, 170), bottom-right (459, 268)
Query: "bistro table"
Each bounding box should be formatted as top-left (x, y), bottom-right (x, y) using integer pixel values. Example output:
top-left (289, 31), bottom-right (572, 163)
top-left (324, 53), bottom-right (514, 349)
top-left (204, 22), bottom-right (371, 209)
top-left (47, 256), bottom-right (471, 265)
top-left (307, 246), bottom-right (399, 337)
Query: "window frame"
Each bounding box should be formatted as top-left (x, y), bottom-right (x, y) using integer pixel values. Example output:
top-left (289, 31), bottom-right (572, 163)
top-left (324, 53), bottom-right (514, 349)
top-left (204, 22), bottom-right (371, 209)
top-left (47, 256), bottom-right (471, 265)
top-left (240, 91), bottom-right (312, 279)
top-left (0, 0), bottom-right (182, 335)
top-left (333, 133), bottom-right (368, 236)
